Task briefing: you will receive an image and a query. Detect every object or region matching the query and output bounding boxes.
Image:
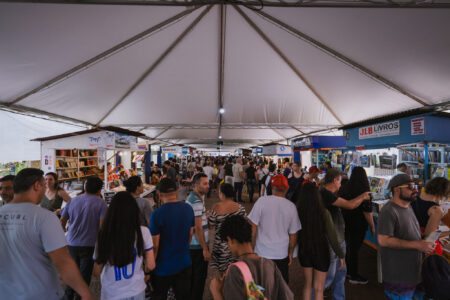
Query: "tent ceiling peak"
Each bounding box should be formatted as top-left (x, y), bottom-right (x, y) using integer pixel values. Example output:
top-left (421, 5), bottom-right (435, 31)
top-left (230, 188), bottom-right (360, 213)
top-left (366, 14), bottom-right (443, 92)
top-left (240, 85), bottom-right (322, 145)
top-left (235, 5), bottom-right (344, 125)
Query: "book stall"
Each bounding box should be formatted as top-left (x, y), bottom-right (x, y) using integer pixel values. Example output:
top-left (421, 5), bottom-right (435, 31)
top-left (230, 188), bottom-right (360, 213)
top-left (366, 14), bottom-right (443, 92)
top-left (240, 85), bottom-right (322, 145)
top-left (33, 127), bottom-right (155, 196)
top-left (344, 112), bottom-right (450, 282)
top-left (291, 136), bottom-right (346, 170)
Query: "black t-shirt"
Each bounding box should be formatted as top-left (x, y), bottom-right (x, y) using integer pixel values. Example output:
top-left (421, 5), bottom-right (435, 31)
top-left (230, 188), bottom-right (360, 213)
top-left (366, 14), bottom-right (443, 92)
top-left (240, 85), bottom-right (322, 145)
top-left (246, 166), bottom-right (256, 180)
top-left (262, 174), bottom-right (273, 196)
top-left (411, 196), bottom-right (439, 228)
top-left (320, 187), bottom-right (345, 242)
top-left (224, 163), bottom-right (233, 177)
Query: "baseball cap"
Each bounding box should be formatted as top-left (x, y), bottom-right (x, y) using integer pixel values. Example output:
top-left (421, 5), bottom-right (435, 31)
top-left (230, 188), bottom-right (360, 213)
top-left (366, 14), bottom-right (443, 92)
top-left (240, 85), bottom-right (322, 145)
top-left (157, 178), bottom-right (177, 193)
top-left (271, 174), bottom-right (289, 190)
top-left (309, 166), bottom-right (319, 173)
top-left (387, 174), bottom-right (413, 189)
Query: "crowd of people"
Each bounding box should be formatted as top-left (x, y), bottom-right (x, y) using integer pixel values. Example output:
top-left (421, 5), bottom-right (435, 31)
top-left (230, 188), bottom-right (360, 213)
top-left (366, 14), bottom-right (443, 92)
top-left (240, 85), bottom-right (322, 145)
top-left (0, 155), bottom-right (449, 300)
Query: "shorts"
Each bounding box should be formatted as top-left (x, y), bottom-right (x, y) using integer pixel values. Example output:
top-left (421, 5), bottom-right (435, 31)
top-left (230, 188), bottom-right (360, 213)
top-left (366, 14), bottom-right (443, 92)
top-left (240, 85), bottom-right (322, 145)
top-left (298, 247), bottom-right (330, 272)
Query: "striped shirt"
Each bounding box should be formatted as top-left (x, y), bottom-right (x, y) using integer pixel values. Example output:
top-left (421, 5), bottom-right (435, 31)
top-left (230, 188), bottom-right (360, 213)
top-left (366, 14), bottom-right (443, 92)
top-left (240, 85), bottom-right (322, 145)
top-left (186, 191), bottom-right (209, 249)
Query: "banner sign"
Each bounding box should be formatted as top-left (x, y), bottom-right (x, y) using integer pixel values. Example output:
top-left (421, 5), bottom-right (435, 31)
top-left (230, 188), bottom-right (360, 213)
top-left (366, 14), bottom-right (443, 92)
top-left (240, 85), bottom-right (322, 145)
top-left (104, 132), bottom-right (115, 149)
top-left (411, 118), bottom-right (425, 136)
top-left (292, 137), bottom-right (312, 147)
top-left (359, 120), bottom-right (400, 140)
top-left (88, 134), bottom-right (103, 147)
top-left (161, 146), bottom-right (181, 154)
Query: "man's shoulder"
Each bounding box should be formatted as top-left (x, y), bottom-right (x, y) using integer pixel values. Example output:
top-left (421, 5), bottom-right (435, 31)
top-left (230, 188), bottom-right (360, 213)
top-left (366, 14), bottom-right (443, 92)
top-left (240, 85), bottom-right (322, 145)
top-left (186, 192), bottom-right (202, 204)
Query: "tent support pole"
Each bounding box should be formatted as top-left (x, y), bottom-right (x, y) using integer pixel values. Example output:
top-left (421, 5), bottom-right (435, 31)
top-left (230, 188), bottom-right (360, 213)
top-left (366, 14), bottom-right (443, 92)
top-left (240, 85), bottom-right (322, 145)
top-left (217, 4), bottom-right (227, 139)
top-left (290, 125), bottom-right (306, 135)
top-left (152, 126), bottom-right (173, 139)
top-left (95, 5), bottom-right (214, 126)
top-left (234, 5), bottom-right (344, 126)
top-left (254, 10), bottom-right (429, 106)
top-left (0, 103), bottom-right (93, 127)
top-left (8, 6), bottom-right (201, 105)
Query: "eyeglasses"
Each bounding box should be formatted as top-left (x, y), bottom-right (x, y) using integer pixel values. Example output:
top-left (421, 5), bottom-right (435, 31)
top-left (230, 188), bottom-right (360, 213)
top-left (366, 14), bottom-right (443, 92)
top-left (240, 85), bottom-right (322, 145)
top-left (398, 183), bottom-right (418, 191)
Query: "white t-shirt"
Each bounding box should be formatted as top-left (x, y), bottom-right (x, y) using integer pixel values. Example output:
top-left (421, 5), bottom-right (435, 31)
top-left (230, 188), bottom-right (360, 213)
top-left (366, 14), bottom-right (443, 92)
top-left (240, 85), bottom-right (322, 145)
top-left (248, 196), bottom-right (302, 259)
top-left (96, 226), bottom-right (153, 300)
top-left (202, 166), bottom-right (214, 181)
top-left (232, 163), bottom-right (244, 183)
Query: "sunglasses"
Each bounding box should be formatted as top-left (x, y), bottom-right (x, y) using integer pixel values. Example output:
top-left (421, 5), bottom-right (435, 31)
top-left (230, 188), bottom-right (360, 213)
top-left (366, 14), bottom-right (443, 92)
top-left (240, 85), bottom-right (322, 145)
top-left (398, 183), bottom-right (418, 191)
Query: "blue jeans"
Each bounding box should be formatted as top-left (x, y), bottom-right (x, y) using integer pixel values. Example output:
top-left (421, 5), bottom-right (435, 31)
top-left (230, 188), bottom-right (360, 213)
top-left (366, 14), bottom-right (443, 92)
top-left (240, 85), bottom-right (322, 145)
top-left (64, 246), bottom-right (95, 300)
top-left (325, 241), bottom-right (347, 300)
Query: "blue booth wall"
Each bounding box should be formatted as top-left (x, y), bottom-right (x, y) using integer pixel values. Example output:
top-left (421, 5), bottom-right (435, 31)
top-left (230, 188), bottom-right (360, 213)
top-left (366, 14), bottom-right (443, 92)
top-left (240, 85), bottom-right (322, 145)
top-left (292, 136), bottom-right (346, 150)
top-left (344, 114), bottom-right (450, 148)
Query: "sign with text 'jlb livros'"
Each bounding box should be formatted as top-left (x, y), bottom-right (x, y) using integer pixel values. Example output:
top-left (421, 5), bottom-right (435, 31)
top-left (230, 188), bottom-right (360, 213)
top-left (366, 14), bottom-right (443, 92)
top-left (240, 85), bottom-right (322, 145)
top-left (358, 120), bottom-right (400, 140)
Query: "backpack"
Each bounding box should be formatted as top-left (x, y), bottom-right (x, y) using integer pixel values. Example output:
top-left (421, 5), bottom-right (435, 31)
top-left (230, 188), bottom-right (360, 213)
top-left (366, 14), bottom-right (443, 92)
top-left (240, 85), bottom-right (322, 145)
top-left (421, 254), bottom-right (450, 300)
top-left (232, 261), bottom-right (267, 300)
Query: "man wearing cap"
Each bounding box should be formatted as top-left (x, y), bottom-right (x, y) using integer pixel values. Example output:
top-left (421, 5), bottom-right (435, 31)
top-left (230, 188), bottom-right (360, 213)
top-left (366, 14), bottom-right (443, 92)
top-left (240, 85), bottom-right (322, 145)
top-left (149, 178), bottom-right (195, 300)
top-left (248, 174), bottom-right (302, 283)
top-left (304, 166), bottom-right (321, 186)
top-left (378, 174), bottom-right (435, 299)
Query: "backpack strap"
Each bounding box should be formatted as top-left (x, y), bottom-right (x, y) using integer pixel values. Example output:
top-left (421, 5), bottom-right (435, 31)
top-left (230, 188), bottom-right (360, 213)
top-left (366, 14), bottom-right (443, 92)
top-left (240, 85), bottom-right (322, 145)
top-left (233, 261), bottom-right (254, 286)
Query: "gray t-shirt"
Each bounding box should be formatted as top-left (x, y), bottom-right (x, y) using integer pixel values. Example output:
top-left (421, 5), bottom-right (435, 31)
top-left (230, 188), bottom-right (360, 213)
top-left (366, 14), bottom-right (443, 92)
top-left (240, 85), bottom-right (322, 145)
top-left (0, 203), bottom-right (67, 299)
top-left (378, 201), bottom-right (422, 285)
top-left (136, 197), bottom-right (153, 226)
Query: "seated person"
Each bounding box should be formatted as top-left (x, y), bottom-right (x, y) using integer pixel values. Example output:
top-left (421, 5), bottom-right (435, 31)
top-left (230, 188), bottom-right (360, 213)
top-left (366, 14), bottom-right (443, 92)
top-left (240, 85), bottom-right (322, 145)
top-left (209, 215), bottom-right (294, 300)
top-left (411, 177), bottom-right (449, 237)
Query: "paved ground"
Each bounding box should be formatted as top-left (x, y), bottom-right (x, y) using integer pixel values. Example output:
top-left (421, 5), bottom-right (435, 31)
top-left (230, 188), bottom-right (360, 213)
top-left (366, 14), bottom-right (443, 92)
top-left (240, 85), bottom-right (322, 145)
top-left (91, 187), bottom-right (386, 299)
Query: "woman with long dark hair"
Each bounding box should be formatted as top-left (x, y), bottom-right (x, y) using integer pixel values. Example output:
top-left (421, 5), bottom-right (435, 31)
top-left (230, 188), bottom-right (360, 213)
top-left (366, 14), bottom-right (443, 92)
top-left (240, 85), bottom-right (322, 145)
top-left (339, 166), bottom-right (374, 285)
top-left (296, 183), bottom-right (344, 300)
top-left (94, 191), bottom-right (155, 300)
top-left (123, 176), bottom-right (153, 226)
top-left (41, 172), bottom-right (71, 213)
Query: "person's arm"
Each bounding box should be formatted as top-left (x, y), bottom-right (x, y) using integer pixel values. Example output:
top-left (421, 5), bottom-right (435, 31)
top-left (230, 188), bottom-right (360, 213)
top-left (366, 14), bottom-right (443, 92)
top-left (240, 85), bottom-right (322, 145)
top-left (60, 217), bottom-right (68, 231)
top-left (189, 227), bottom-right (194, 243)
top-left (288, 233), bottom-right (297, 265)
top-left (145, 249), bottom-right (156, 272)
top-left (364, 212), bottom-right (376, 234)
top-left (333, 192), bottom-right (370, 210)
top-left (378, 234), bottom-right (434, 254)
top-left (210, 277), bottom-right (225, 300)
top-left (424, 206), bottom-right (445, 237)
top-left (324, 211), bottom-right (345, 259)
top-left (152, 235), bottom-right (160, 260)
top-left (48, 247), bottom-right (93, 300)
top-left (93, 263), bottom-right (103, 278)
top-left (251, 222), bottom-right (258, 247)
top-left (58, 189), bottom-right (71, 203)
top-left (194, 216), bottom-right (211, 261)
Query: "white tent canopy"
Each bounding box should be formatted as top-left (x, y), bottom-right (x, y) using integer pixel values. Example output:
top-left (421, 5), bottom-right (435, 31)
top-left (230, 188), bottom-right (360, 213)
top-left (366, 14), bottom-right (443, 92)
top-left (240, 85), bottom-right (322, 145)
top-left (1, 2), bottom-right (450, 150)
top-left (0, 111), bottom-right (85, 163)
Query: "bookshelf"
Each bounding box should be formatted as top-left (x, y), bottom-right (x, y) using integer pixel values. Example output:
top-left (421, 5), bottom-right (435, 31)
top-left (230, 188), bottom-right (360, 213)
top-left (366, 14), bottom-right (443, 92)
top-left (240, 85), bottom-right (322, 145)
top-left (398, 143), bottom-right (449, 180)
top-left (55, 149), bottom-right (101, 181)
